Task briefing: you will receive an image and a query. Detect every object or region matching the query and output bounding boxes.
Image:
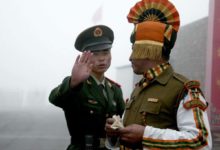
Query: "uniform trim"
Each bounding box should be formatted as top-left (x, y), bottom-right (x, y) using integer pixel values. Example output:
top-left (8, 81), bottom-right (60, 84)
top-left (142, 108), bottom-right (208, 149)
top-left (173, 73), bottom-right (189, 84)
top-left (106, 77), bottom-right (121, 87)
top-left (177, 80), bottom-right (207, 111)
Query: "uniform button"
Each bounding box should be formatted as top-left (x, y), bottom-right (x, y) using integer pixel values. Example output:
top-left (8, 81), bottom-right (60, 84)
top-left (90, 110), bottom-right (94, 114)
top-left (143, 82), bottom-right (148, 87)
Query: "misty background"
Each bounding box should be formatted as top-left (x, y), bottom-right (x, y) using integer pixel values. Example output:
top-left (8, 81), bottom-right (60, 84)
top-left (0, 0), bottom-right (209, 107)
top-left (0, 0), bottom-right (210, 149)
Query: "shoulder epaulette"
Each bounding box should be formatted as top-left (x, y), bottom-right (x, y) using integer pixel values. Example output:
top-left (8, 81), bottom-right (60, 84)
top-left (182, 80), bottom-right (208, 111)
top-left (173, 73), bottom-right (189, 84)
top-left (106, 77), bottom-right (121, 87)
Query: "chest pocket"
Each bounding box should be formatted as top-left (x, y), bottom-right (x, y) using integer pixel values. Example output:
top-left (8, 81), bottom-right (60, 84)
top-left (81, 95), bottom-right (106, 115)
top-left (137, 98), bottom-right (162, 126)
top-left (139, 98), bottom-right (162, 115)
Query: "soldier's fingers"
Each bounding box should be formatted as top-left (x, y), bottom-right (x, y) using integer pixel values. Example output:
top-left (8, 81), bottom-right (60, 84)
top-left (85, 52), bottom-right (93, 65)
top-left (80, 51), bottom-right (91, 63)
top-left (75, 55), bottom-right (80, 64)
top-left (118, 128), bottom-right (129, 135)
top-left (106, 118), bottom-right (115, 124)
top-left (79, 51), bottom-right (88, 63)
top-left (120, 136), bottom-right (130, 142)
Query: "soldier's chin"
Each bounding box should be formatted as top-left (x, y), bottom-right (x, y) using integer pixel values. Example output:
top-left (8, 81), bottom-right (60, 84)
top-left (96, 68), bottom-right (108, 73)
top-left (100, 65), bottom-right (109, 70)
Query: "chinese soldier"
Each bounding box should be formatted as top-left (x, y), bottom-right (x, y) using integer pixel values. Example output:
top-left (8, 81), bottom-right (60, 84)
top-left (49, 25), bottom-right (125, 150)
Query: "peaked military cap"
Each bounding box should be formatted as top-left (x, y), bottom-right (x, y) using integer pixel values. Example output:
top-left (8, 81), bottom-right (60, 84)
top-left (74, 25), bottom-right (114, 52)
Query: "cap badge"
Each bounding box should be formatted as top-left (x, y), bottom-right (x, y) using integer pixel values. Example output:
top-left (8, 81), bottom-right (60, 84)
top-left (93, 27), bottom-right (103, 37)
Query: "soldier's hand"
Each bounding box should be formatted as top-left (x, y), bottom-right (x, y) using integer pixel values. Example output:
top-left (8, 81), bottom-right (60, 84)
top-left (119, 124), bottom-right (145, 145)
top-left (105, 118), bottom-right (120, 137)
top-left (70, 51), bottom-right (93, 88)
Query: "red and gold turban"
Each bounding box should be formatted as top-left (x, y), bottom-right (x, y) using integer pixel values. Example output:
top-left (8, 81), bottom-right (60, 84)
top-left (127, 0), bottom-right (180, 60)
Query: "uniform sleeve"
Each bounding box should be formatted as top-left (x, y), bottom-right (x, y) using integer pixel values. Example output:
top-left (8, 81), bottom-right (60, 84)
top-left (142, 93), bottom-right (212, 150)
top-left (49, 76), bottom-right (81, 108)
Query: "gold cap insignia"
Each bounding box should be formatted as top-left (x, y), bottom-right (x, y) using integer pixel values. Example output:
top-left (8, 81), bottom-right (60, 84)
top-left (93, 27), bottom-right (103, 37)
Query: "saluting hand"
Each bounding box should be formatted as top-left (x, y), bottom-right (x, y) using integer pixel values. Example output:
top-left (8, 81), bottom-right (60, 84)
top-left (70, 51), bottom-right (93, 88)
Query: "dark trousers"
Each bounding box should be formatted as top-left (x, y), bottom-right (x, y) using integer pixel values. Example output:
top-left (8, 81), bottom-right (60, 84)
top-left (68, 135), bottom-right (107, 150)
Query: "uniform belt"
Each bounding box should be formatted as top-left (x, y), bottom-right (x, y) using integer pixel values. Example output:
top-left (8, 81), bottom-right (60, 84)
top-left (85, 135), bottom-right (106, 148)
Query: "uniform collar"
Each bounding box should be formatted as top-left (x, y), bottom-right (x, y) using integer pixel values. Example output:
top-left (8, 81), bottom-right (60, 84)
top-left (91, 75), bottom-right (106, 86)
top-left (138, 63), bottom-right (173, 87)
top-left (143, 62), bottom-right (170, 80)
top-left (155, 66), bottom-right (174, 85)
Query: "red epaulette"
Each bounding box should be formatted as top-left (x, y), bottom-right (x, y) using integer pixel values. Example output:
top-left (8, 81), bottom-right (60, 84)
top-left (105, 77), bottom-right (121, 87)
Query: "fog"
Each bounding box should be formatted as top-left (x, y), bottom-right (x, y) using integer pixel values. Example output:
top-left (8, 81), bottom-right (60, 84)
top-left (0, 0), bottom-right (210, 149)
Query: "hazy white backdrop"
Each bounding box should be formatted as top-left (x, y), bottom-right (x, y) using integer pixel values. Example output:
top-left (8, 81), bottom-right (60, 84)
top-left (0, 0), bottom-right (209, 103)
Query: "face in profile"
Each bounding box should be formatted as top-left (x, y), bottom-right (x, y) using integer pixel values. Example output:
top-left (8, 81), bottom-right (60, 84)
top-left (130, 59), bottom-right (148, 74)
top-left (130, 58), bottom-right (161, 75)
top-left (90, 49), bottom-right (111, 74)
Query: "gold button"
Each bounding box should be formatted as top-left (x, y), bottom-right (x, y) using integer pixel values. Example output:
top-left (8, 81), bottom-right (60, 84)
top-left (143, 82), bottom-right (147, 87)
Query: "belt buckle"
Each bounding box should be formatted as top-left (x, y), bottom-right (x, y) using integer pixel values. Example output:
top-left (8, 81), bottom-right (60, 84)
top-left (99, 138), bottom-right (106, 148)
top-left (85, 135), bottom-right (106, 149)
top-left (85, 135), bottom-right (94, 148)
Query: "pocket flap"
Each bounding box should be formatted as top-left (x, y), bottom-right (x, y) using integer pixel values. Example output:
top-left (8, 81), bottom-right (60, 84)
top-left (139, 98), bottom-right (161, 115)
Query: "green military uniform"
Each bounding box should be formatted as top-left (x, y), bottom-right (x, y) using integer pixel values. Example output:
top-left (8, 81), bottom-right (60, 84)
top-left (49, 76), bottom-right (124, 150)
top-left (49, 25), bottom-right (125, 150)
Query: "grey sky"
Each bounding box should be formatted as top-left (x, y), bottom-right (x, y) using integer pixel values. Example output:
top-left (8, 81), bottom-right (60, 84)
top-left (0, 0), bottom-right (209, 91)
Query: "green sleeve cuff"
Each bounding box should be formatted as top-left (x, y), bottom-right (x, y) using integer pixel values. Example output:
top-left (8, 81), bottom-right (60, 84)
top-left (58, 77), bottom-right (72, 95)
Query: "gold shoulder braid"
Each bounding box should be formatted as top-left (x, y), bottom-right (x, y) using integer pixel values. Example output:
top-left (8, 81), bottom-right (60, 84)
top-left (181, 81), bottom-right (208, 111)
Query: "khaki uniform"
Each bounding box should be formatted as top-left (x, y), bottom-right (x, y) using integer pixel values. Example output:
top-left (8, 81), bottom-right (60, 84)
top-left (121, 0), bottom-right (212, 148)
top-left (123, 67), bottom-right (187, 129)
top-left (121, 67), bottom-right (187, 149)
top-left (49, 76), bottom-right (125, 150)
top-left (121, 67), bottom-right (212, 149)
